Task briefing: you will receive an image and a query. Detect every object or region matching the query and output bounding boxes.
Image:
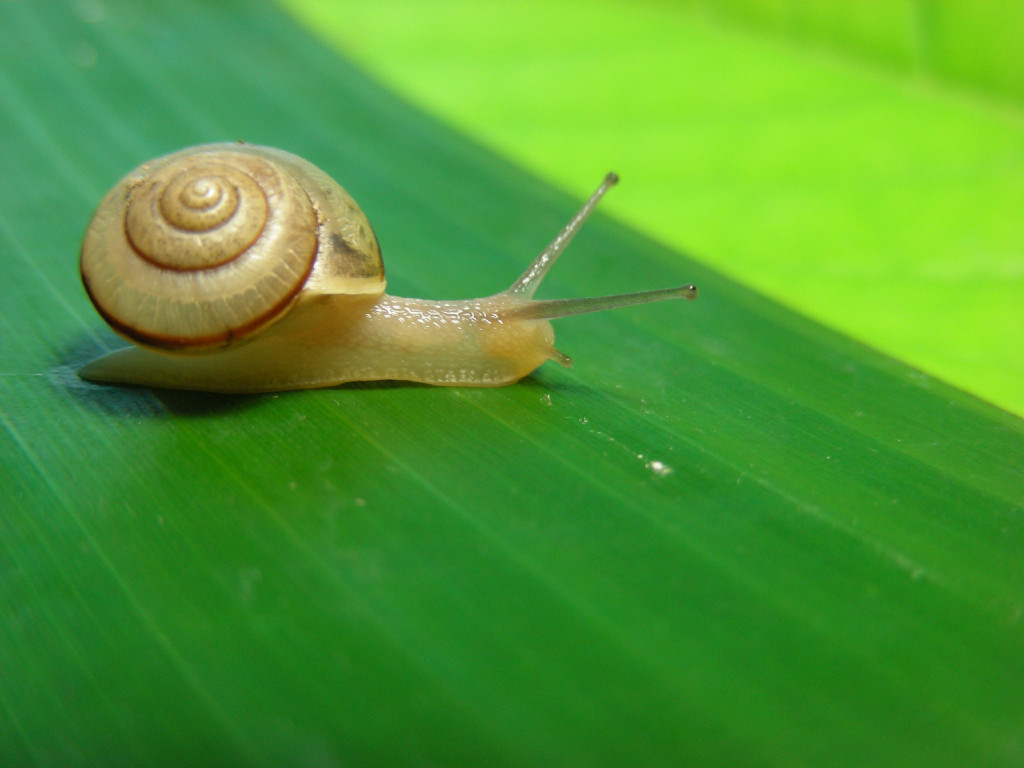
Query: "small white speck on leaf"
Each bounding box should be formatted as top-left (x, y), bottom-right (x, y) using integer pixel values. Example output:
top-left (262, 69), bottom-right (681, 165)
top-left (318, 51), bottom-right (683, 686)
top-left (645, 460), bottom-right (673, 477)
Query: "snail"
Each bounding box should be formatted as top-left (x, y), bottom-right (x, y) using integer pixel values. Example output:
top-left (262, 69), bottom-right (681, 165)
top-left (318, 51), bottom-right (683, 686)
top-left (79, 143), bottom-right (697, 393)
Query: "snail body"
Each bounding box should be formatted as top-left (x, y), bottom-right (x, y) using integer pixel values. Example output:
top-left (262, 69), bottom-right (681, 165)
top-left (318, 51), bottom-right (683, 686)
top-left (79, 143), bottom-right (697, 393)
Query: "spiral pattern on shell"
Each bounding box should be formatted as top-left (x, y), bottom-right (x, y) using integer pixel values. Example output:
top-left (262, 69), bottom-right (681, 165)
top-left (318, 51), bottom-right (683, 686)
top-left (81, 145), bottom-right (321, 351)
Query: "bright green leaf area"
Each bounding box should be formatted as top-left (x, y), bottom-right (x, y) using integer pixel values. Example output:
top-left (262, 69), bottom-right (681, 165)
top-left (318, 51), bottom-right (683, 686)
top-left (1, 2), bottom-right (1023, 767)
top-left (279, 0), bottom-right (1024, 418)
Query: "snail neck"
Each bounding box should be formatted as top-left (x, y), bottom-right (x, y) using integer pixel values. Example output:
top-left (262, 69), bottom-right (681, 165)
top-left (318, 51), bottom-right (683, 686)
top-left (344, 293), bottom-right (564, 385)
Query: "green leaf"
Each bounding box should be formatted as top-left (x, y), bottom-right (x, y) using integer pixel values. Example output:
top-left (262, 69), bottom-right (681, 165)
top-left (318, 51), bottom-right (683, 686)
top-left (1, 2), bottom-right (1022, 767)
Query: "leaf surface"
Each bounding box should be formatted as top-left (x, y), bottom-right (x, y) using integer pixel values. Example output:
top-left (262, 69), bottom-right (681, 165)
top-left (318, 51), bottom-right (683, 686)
top-left (0, 2), bottom-right (1022, 767)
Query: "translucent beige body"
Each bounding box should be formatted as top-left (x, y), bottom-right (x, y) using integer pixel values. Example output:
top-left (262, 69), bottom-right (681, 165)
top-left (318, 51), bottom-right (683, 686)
top-left (80, 292), bottom-right (562, 392)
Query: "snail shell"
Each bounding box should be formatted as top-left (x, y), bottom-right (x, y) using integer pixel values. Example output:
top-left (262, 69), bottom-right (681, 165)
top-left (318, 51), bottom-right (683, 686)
top-left (80, 143), bottom-right (383, 352)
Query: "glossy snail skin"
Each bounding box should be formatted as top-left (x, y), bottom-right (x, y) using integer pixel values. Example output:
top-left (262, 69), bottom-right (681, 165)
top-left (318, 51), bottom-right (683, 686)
top-left (79, 143), bottom-right (697, 393)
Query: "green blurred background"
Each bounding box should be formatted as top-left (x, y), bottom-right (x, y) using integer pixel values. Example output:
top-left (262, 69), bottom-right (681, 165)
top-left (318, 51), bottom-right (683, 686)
top-left (282, 0), bottom-right (1024, 416)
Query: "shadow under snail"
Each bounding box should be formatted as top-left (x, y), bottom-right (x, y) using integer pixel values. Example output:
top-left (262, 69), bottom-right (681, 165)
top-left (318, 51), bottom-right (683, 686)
top-left (79, 143), bottom-right (697, 393)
